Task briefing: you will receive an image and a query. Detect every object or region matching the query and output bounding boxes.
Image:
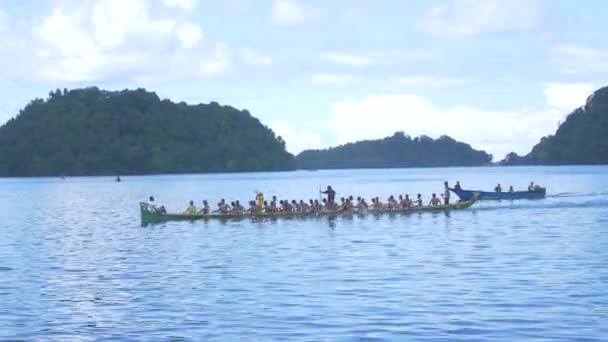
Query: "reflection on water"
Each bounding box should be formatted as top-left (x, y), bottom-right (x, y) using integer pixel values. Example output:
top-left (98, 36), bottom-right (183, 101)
top-left (1, 166), bottom-right (608, 340)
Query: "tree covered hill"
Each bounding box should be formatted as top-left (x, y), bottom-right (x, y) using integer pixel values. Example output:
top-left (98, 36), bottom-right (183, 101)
top-left (502, 85), bottom-right (608, 165)
top-left (0, 87), bottom-right (295, 176)
top-left (296, 132), bottom-right (492, 169)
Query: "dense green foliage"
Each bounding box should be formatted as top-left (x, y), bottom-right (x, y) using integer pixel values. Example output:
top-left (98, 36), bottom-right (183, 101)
top-left (0, 87), bottom-right (295, 176)
top-left (502, 86), bottom-right (608, 165)
top-left (296, 132), bottom-right (492, 169)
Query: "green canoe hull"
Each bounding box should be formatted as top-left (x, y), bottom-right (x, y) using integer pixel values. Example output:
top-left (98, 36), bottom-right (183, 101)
top-left (140, 199), bottom-right (477, 225)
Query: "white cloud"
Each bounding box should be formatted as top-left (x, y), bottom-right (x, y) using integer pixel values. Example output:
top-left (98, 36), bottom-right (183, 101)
top-left (283, 81), bottom-right (592, 158)
top-left (91, 0), bottom-right (176, 49)
top-left (543, 82), bottom-right (594, 111)
top-left (394, 76), bottom-right (465, 88)
top-left (324, 52), bottom-right (371, 66)
top-left (163, 0), bottom-right (197, 11)
top-left (176, 23), bottom-right (203, 49)
top-left (32, 0), bottom-right (196, 81)
top-left (311, 73), bottom-right (360, 86)
top-left (271, 0), bottom-right (305, 25)
top-left (272, 121), bottom-right (326, 153)
top-left (242, 49), bottom-right (273, 66)
top-left (552, 44), bottom-right (608, 74)
top-left (320, 93), bottom-right (565, 159)
top-left (200, 45), bottom-right (231, 76)
top-left (423, 0), bottom-right (543, 37)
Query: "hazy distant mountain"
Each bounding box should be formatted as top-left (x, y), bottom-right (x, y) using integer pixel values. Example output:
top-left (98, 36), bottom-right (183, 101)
top-left (296, 132), bottom-right (492, 169)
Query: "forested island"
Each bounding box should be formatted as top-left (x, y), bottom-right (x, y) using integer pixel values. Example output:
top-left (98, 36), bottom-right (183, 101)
top-left (0, 87), bottom-right (295, 176)
top-left (296, 132), bottom-right (492, 169)
top-left (5, 84), bottom-right (606, 177)
top-left (502, 85), bottom-right (608, 165)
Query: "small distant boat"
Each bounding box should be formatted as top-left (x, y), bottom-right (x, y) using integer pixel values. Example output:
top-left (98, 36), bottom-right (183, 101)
top-left (450, 187), bottom-right (546, 201)
top-left (116, 176), bottom-right (121, 182)
top-left (140, 199), bottom-right (477, 225)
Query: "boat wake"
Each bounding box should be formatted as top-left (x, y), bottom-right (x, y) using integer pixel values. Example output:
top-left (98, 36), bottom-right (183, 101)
top-left (547, 191), bottom-right (608, 199)
top-left (472, 197), bottom-right (608, 213)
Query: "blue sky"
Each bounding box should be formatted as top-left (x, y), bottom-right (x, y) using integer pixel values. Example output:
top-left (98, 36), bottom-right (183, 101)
top-left (0, 0), bottom-right (606, 159)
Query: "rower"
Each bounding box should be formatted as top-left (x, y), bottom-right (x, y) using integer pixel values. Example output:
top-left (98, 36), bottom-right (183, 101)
top-left (404, 194), bottom-right (412, 208)
top-left (528, 182), bottom-right (535, 191)
top-left (391, 195), bottom-right (398, 208)
top-left (416, 194), bottom-right (423, 207)
top-left (291, 200), bottom-right (300, 212)
top-left (218, 199), bottom-right (228, 214)
top-left (314, 199), bottom-right (321, 211)
top-left (509, 186), bottom-right (514, 193)
top-left (184, 200), bottom-right (198, 215)
top-left (197, 200), bottom-right (209, 214)
top-left (443, 181), bottom-right (450, 205)
top-left (321, 185), bottom-right (336, 205)
top-left (495, 183), bottom-right (502, 192)
top-left (429, 193), bottom-right (441, 206)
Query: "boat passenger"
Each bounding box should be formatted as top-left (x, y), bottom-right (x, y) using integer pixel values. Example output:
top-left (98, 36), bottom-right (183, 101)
top-left (184, 200), bottom-right (198, 215)
top-left (429, 193), bottom-right (441, 206)
top-left (321, 185), bottom-right (336, 205)
top-left (416, 194), bottom-right (423, 207)
top-left (313, 199), bottom-right (321, 211)
top-left (454, 181), bottom-right (462, 191)
top-left (443, 181), bottom-right (450, 205)
top-left (149, 196), bottom-right (167, 214)
top-left (495, 183), bottom-right (502, 192)
top-left (528, 182), bottom-right (535, 191)
top-left (509, 186), bottom-right (514, 193)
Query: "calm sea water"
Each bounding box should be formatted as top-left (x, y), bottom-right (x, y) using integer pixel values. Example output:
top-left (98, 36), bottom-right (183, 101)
top-left (1, 166), bottom-right (608, 341)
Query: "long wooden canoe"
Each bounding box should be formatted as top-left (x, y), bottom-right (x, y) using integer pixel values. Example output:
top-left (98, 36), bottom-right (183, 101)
top-left (140, 198), bottom-right (477, 225)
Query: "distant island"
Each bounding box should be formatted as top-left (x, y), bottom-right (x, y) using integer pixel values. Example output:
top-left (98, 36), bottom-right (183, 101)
top-left (4, 85), bottom-right (606, 177)
top-left (296, 132), bottom-right (492, 169)
top-left (0, 87), bottom-right (295, 176)
top-left (502, 85), bottom-right (608, 165)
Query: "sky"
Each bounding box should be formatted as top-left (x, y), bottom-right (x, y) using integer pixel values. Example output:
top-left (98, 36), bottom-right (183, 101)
top-left (0, 0), bottom-right (606, 160)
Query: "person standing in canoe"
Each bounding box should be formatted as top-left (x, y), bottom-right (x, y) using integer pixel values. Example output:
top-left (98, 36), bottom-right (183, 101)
top-left (495, 183), bottom-right (502, 192)
top-left (321, 185), bottom-right (336, 206)
top-left (256, 192), bottom-right (264, 208)
top-left (443, 181), bottom-right (450, 205)
top-left (454, 181), bottom-right (462, 191)
top-left (184, 200), bottom-right (198, 215)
